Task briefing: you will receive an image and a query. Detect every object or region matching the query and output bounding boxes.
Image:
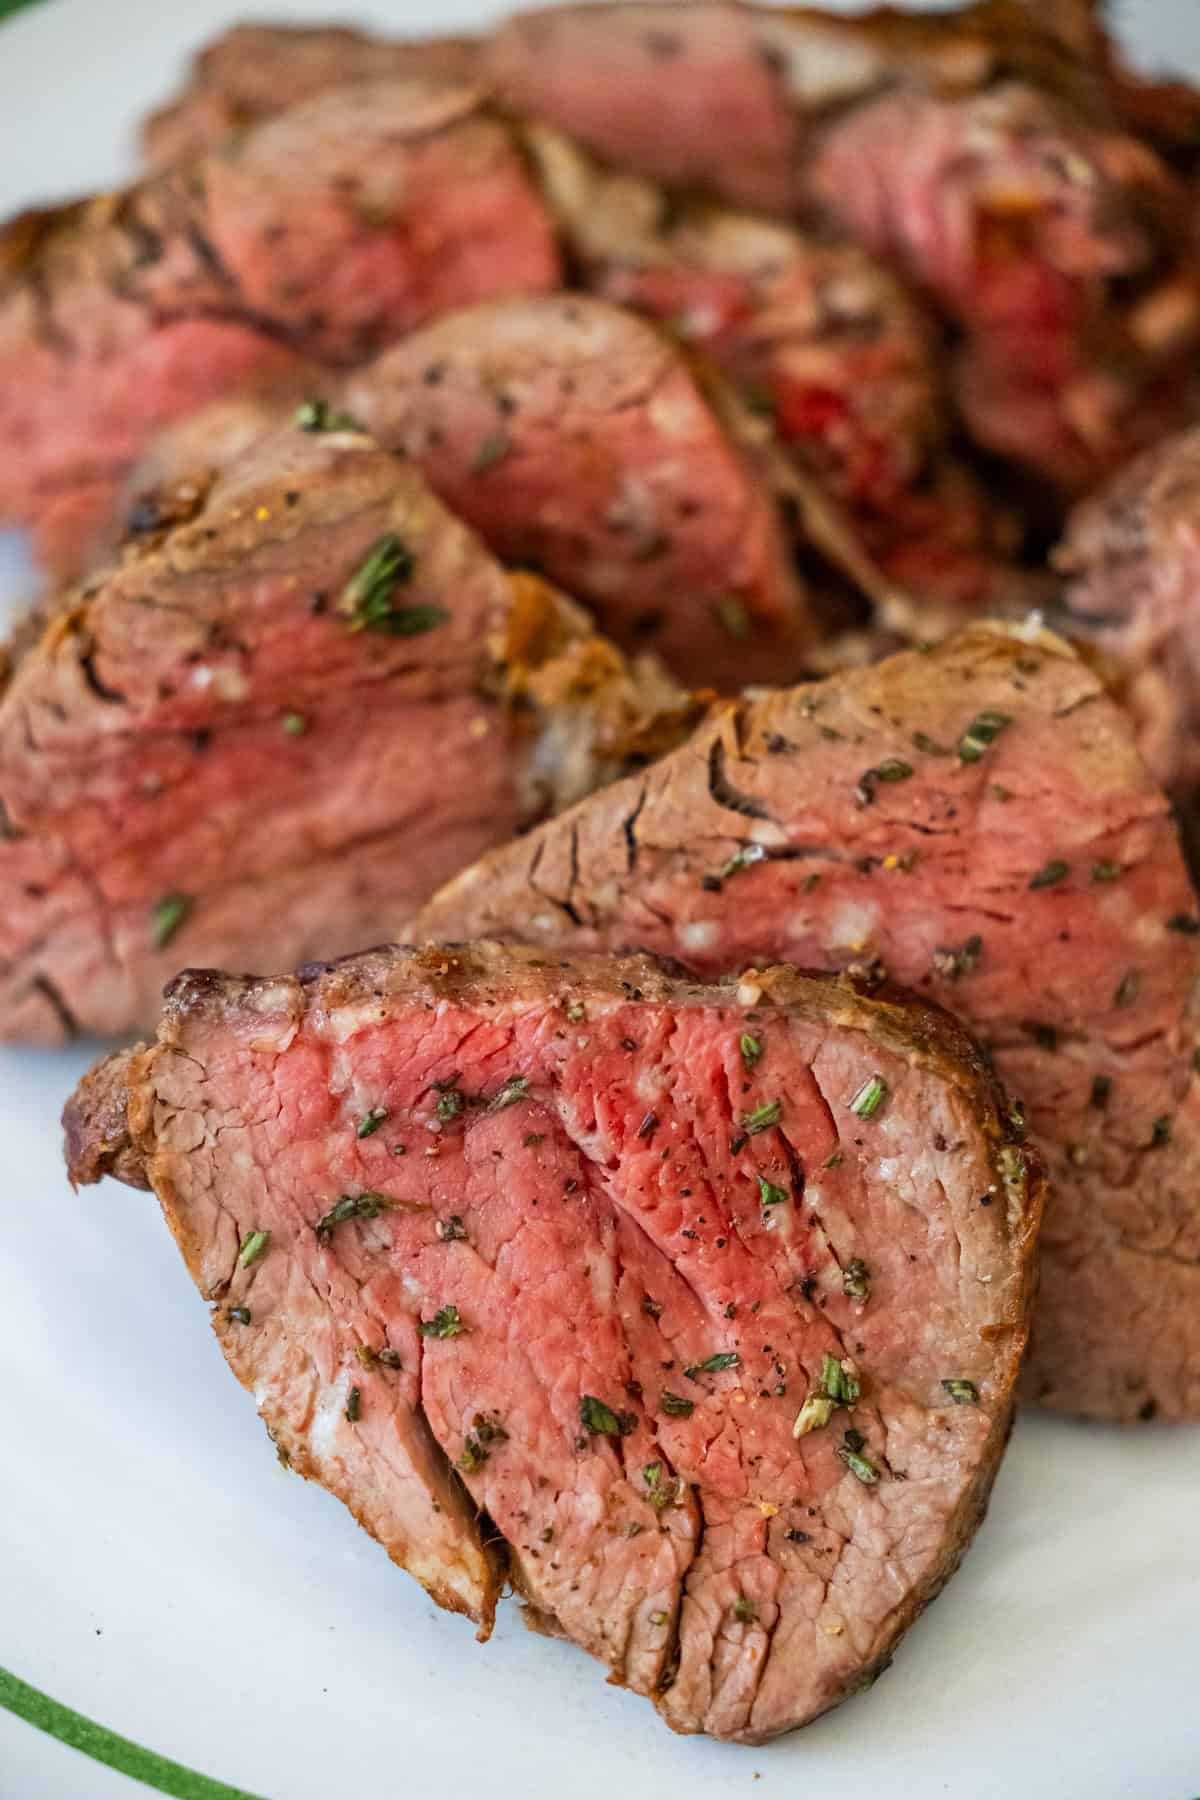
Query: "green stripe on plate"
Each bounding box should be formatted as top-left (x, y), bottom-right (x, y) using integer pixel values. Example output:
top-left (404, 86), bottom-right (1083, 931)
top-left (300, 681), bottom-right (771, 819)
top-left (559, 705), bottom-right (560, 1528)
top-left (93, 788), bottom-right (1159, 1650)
top-left (0, 1667), bottom-right (266, 1800)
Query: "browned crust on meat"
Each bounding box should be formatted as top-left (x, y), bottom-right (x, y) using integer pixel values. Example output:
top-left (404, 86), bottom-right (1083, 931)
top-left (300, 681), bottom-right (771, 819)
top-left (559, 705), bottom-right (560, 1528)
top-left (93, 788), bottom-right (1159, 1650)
top-left (62, 1045), bottom-right (151, 1190)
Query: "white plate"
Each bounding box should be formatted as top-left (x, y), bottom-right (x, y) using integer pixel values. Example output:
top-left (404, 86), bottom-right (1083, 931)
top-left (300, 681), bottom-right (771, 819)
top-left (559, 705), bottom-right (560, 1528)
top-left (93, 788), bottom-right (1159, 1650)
top-left (1, 4), bottom-right (1199, 1796)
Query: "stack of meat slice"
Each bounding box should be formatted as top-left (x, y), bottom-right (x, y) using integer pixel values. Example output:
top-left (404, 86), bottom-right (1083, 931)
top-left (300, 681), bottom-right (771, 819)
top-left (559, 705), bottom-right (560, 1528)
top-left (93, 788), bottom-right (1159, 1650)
top-left (0, 419), bottom-right (699, 1042)
top-left (416, 623), bottom-right (1200, 1425)
top-left (65, 941), bottom-right (1042, 1741)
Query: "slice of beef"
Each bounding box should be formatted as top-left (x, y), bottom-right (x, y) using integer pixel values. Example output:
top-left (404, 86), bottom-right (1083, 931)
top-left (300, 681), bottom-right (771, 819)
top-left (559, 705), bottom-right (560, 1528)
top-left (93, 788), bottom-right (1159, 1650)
top-left (0, 78), bottom-right (561, 580)
top-left (416, 622), bottom-right (1200, 1424)
top-left (345, 294), bottom-right (815, 689)
top-left (65, 941), bottom-right (1041, 1742)
top-left (0, 421), bottom-right (698, 1044)
top-left (142, 24), bottom-right (479, 167)
top-left (1056, 425), bottom-right (1200, 812)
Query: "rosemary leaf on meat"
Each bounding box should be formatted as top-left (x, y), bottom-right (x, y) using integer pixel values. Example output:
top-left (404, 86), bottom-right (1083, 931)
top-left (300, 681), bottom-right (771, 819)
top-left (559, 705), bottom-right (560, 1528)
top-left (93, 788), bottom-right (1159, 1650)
top-left (459, 1413), bottom-right (508, 1472)
top-left (579, 1395), bottom-right (636, 1437)
top-left (489, 1076), bottom-right (529, 1112)
top-left (418, 1305), bottom-right (467, 1339)
top-left (280, 711), bottom-right (308, 736)
top-left (315, 1192), bottom-right (391, 1242)
top-left (345, 1386), bottom-right (362, 1423)
top-left (1029, 859), bottom-right (1069, 890)
top-left (150, 892), bottom-right (192, 949)
top-left (758, 1177), bottom-right (789, 1210)
top-left (842, 1258), bottom-right (870, 1301)
top-left (742, 1099), bottom-right (782, 1135)
top-left (436, 1214), bottom-right (467, 1242)
top-left (958, 711), bottom-right (1011, 762)
top-left (1114, 970), bottom-right (1141, 1009)
top-left (732, 1596), bottom-right (757, 1623)
top-left (339, 533), bottom-right (444, 636)
top-left (684, 1352), bottom-right (739, 1379)
top-left (941, 1379), bottom-right (979, 1405)
top-left (660, 1390), bottom-right (695, 1418)
top-left (226, 1306), bottom-right (251, 1325)
top-left (295, 399), bottom-right (361, 433)
top-left (356, 1107), bottom-right (387, 1138)
top-left (470, 431), bottom-right (512, 473)
top-left (739, 1034), bottom-right (763, 1069)
top-left (820, 1353), bottom-right (860, 1406)
top-left (238, 1229), bottom-right (269, 1269)
top-left (715, 598), bottom-right (752, 640)
top-left (837, 1437), bottom-right (879, 1484)
top-left (848, 1074), bottom-right (886, 1119)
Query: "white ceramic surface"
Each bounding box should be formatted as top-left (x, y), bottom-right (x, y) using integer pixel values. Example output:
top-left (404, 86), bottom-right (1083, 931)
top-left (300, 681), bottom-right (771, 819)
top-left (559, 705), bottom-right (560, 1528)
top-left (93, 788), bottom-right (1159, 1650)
top-left (1, 4), bottom-right (1198, 1796)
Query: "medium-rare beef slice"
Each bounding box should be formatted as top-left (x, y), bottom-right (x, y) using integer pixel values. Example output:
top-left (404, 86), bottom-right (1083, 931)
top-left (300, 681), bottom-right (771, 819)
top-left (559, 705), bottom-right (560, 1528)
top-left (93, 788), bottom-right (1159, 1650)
top-left (346, 295), bottom-right (814, 689)
top-left (0, 78), bottom-right (560, 579)
top-left (142, 24), bottom-right (479, 167)
top-left (0, 422), bottom-right (698, 1044)
top-left (486, 3), bottom-right (1199, 494)
top-left (1056, 425), bottom-right (1200, 817)
top-left (65, 941), bottom-right (1041, 1742)
top-left (416, 623), bottom-right (1200, 1424)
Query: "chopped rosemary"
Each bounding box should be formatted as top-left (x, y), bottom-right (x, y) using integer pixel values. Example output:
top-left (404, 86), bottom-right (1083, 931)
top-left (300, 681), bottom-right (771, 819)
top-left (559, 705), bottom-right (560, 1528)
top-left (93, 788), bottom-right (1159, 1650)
top-left (315, 1192), bottom-right (390, 1242)
top-left (1114, 969), bottom-right (1141, 1009)
top-left (339, 533), bottom-right (443, 636)
top-left (821, 1353), bottom-right (860, 1405)
top-left (580, 1395), bottom-right (635, 1436)
top-left (227, 1305), bottom-right (251, 1325)
top-left (822, 1149), bottom-right (843, 1169)
top-left (1091, 860), bottom-right (1121, 883)
top-left (732, 1595), bottom-right (757, 1623)
top-left (150, 892), bottom-right (192, 949)
top-left (848, 1074), bottom-right (886, 1119)
top-left (837, 1438), bottom-right (879, 1483)
top-left (436, 1214), bottom-right (467, 1242)
top-left (685, 1351), bottom-right (740, 1379)
top-left (842, 1258), bottom-right (870, 1301)
top-left (356, 1107), bottom-right (387, 1139)
top-left (740, 1033), bottom-right (763, 1069)
top-left (718, 843), bottom-right (767, 881)
top-left (345, 1386), bottom-right (362, 1423)
top-left (1029, 859), bottom-right (1069, 890)
top-left (932, 935), bottom-right (982, 981)
top-left (742, 1099), bottom-right (781, 1135)
top-left (642, 1462), bottom-right (680, 1511)
top-left (855, 759), bottom-right (913, 806)
top-left (958, 711), bottom-right (1011, 762)
top-left (490, 1075), bottom-right (529, 1112)
top-left (758, 1177), bottom-right (789, 1210)
top-left (716, 597), bottom-right (751, 640)
top-left (376, 1348), bottom-right (403, 1369)
top-left (649, 1610), bottom-right (668, 1627)
top-left (280, 711), bottom-right (308, 737)
top-left (660, 1390), bottom-right (695, 1418)
top-left (792, 1394), bottom-right (835, 1437)
top-left (459, 1414), bottom-right (508, 1472)
top-left (418, 1305), bottom-right (466, 1339)
top-left (566, 1001), bottom-right (586, 1022)
top-left (295, 399), bottom-right (361, 433)
top-left (941, 1378), bottom-right (979, 1405)
top-left (436, 1088), bottom-right (464, 1122)
top-left (238, 1229), bottom-right (269, 1269)
top-left (912, 730), bottom-right (949, 756)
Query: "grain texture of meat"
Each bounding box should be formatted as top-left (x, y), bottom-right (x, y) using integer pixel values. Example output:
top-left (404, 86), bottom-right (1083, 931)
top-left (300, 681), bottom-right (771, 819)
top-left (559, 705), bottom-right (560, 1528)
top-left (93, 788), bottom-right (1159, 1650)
top-left (142, 24), bottom-right (479, 166)
top-left (0, 78), bottom-right (560, 578)
top-left (0, 424), bottom-right (697, 1044)
top-left (1057, 426), bottom-right (1200, 812)
top-left (346, 294), bottom-right (814, 688)
top-left (417, 624), bottom-right (1200, 1423)
top-left (65, 941), bottom-right (1040, 1742)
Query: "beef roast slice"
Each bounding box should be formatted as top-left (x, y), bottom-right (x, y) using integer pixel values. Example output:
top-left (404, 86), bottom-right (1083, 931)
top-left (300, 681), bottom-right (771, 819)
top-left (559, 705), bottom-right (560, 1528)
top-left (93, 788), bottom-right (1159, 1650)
top-left (142, 24), bottom-right (479, 167)
top-left (416, 623), bottom-right (1200, 1423)
top-left (65, 942), bottom-right (1041, 1742)
top-left (0, 422), bottom-right (698, 1044)
top-left (1057, 425), bottom-right (1200, 807)
top-left (0, 78), bottom-right (560, 578)
top-left (345, 294), bottom-right (813, 690)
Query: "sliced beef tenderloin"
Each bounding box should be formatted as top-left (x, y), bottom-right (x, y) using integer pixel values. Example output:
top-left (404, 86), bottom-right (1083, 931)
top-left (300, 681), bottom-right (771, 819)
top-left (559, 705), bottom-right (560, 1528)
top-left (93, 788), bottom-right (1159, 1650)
top-left (0, 78), bottom-right (560, 580)
top-left (65, 941), bottom-right (1041, 1742)
top-left (1056, 425), bottom-right (1200, 817)
top-left (0, 421), bottom-right (698, 1044)
top-left (346, 295), bottom-right (814, 689)
top-left (142, 24), bottom-right (478, 167)
top-left (416, 623), bottom-right (1200, 1424)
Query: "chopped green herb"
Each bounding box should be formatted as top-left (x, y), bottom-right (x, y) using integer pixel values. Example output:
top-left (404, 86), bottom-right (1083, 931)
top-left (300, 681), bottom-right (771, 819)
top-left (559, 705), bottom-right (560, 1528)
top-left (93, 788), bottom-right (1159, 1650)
top-left (821, 1353), bottom-right (860, 1405)
top-left (280, 711), bottom-right (308, 737)
top-left (740, 1033), bottom-right (763, 1069)
top-left (227, 1305), bottom-right (251, 1325)
top-left (642, 1461), bottom-right (680, 1511)
top-left (150, 892), bottom-right (192, 949)
top-left (523, 1132), bottom-right (544, 1147)
top-left (1168, 913), bottom-right (1200, 935)
top-left (436, 1088), bottom-right (464, 1122)
top-left (418, 1305), bottom-right (466, 1339)
top-left (990, 784), bottom-right (1011, 803)
top-left (436, 1214), bottom-right (467, 1243)
top-left (1114, 969), bottom-right (1141, 1009)
top-left (660, 1390), bottom-right (695, 1418)
top-left (339, 533), bottom-right (444, 636)
top-left (490, 1075), bottom-right (529, 1112)
top-left (295, 399), bottom-right (361, 433)
top-left (356, 1107), bottom-right (387, 1139)
top-left (792, 1393), bottom-right (835, 1437)
top-left (837, 1439), bottom-right (879, 1484)
top-left (1151, 1116), bottom-right (1172, 1148)
top-left (742, 1099), bottom-right (782, 1135)
top-left (822, 1149), bottom-right (843, 1169)
top-left (685, 1352), bottom-right (740, 1379)
top-left (315, 1192), bottom-right (390, 1242)
top-left (642, 1296), bottom-right (664, 1320)
top-left (932, 935), bottom-right (982, 981)
top-left (238, 1229), bottom-right (269, 1269)
top-left (855, 760), bottom-right (913, 806)
top-left (580, 1395), bottom-right (635, 1437)
top-left (848, 1074), bottom-right (886, 1119)
top-left (958, 711), bottom-right (1012, 762)
top-left (1091, 860), bottom-right (1121, 883)
top-left (758, 1177), bottom-right (789, 1209)
top-left (377, 1348), bottom-right (403, 1369)
top-left (345, 1386), bottom-right (362, 1423)
top-left (716, 597), bottom-right (751, 640)
top-left (718, 843), bottom-right (766, 881)
top-left (649, 1610), bottom-right (669, 1627)
top-left (842, 1258), bottom-right (871, 1302)
top-left (1090, 1074), bottom-right (1112, 1111)
top-left (470, 431), bottom-right (512, 473)
top-left (941, 1378), bottom-right (979, 1405)
top-left (566, 1002), bottom-right (586, 1022)
top-left (459, 1413), bottom-right (508, 1472)
top-left (912, 731), bottom-right (949, 756)
top-left (732, 1595), bottom-right (757, 1623)
top-left (1029, 859), bottom-right (1069, 890)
